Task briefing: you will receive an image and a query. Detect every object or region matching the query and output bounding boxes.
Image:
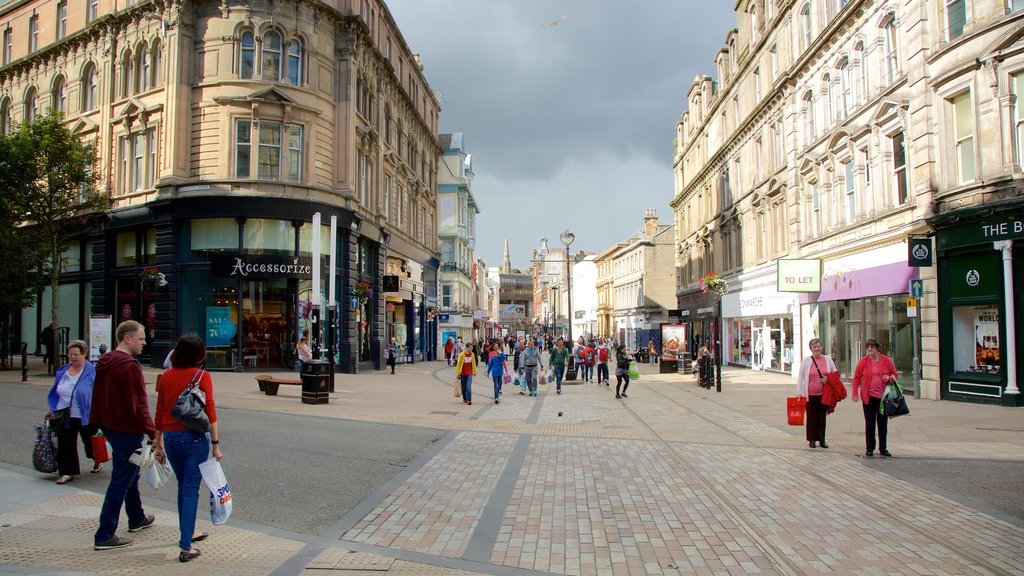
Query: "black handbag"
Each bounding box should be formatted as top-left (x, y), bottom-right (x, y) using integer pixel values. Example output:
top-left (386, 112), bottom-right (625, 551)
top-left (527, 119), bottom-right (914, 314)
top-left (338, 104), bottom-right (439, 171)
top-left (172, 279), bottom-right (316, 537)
top-left (48, 373), bottom-right (81, 433)
top-left (883, 383), bottom-right (910, 417)
top-left (171, 369), bottom-right (211, 433)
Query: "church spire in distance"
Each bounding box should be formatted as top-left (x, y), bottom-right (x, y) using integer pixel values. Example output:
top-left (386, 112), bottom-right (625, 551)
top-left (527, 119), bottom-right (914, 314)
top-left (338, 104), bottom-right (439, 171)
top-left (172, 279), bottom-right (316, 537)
top-left (503, 238), bottom-right (511, 273)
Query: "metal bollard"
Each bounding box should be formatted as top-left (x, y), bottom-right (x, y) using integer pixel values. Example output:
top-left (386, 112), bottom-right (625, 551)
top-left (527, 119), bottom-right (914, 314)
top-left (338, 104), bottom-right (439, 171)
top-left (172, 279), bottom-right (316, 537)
top-left (21, 342), bottom-right (28, 382)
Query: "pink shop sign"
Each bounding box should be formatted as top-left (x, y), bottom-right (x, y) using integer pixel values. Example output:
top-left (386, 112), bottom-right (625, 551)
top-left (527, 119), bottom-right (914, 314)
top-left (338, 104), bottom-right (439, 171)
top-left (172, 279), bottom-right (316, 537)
top-left (815, 261), bottom-right (919, 302)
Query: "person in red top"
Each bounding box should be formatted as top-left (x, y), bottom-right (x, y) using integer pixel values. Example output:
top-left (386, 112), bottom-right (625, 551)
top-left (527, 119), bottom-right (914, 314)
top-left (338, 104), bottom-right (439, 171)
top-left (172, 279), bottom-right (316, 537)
top-left (91, 320), bottom-right (156, 551)
top-left (581, 343), bottom-right (596, 383)
top-left (153, 334), bottom-right (222, 562)
top-left (852, 338), bottom-right (899, 457)
top-left (444, 337), bottom-right (455, 366)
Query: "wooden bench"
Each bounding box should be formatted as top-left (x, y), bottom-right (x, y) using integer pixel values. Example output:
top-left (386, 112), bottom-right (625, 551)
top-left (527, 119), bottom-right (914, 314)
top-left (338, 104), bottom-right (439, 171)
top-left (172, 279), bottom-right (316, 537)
top-left (255, 375), bottom-right (302, 396)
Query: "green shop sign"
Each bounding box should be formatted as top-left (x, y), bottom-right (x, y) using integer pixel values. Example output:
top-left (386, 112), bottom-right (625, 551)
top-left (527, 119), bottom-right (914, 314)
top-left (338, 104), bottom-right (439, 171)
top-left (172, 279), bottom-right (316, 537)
top-left (948, 253), bottom-right (1000, 299)
top-left (938, 214), bottom-right (1024, 251)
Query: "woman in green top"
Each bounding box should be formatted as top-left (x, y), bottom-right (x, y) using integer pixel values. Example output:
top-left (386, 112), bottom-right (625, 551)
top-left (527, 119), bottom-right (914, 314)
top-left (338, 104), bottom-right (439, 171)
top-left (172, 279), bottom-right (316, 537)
top-left (549, 338), bottom-right (570, 394)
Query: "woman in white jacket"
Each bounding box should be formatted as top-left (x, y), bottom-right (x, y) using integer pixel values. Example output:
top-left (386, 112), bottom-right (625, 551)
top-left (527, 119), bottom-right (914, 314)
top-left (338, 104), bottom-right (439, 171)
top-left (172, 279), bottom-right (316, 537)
top-left (796, 338), bottom-right (838, 449)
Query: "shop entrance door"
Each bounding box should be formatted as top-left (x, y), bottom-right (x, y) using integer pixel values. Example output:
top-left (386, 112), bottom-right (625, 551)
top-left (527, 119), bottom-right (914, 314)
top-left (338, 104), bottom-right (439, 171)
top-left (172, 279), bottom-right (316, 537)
top-left (115, 278), bottom-right (154, 361)
top-left (241, 279), bottom-right (292, 369)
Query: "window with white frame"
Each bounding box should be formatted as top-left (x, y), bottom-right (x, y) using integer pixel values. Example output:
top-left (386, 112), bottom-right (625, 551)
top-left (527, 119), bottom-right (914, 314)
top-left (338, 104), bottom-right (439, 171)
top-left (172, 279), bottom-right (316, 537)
top-left (754, 68), bottom-right (761, 102)
top-left (88, 0), bottom-right (98, 23)
top-left (234, 120), bottom-right (302, 182)
top-left (56, 2), bottom-right (67, 40)
top-left (952, 92), bottom-right (975, 183)
top-left (859, 145), bottom-right (872, 213)
top-left (287, 39), bottom-right (302, 85)
top-left (844, 160), bottom-right (856, 223)
top-left (820, 0), bottom-right (833, 28)
top-left (800, 3), bottom-right (812, 52)
top-left (1013, 0), bottom-right (1024, 12)
top-left (2, 29), bottom-right (11, 65)
top-left (750, 5), bottom-right (759, 45)
top-left (855, 42), bottom-right (868, 103)
top-left (822, 75), bottom-right (833, 125)
top-left (772, 119), bottom-right (784, 167)
top-left (946, 0), bottom-right (966, 40)
top-left (755, 137), bottom-right (764, 182)
top-left (240, 32), bottom-right (255, 79)
top-left (803, 91), bottom-right (815, 144)
top-left (358, 153), bottom-right (368, 205)
top-left (883, 17), bottom-right (898, 85)
top-left (838, 59), bottom-right (851, 119)
top-left (24, 87), bottom-right (37, 123)
top-left (29, 15), bottom-right (38, 52)
top-left (756, 209), bottom-right (766, 260)
top-left (811, 183), bottom-right (821, 237)
top-left (769, 44), bottom-right (778, 82)
top-left (397, 186), bottom-right (404, 229)
top-left (1014, 73), bottom-right (1024, 166)
top-left (733, 97), bottom-right (740, 128)
top-left (384, 174), bottom-right (391, 220)
top-left (52, 76), bottom-right (66, 113)
top-left (118, 129), bottom-right (158, 193)
top-left (441, 284), bottom-right (453, 309)
top-left (82, 64), bottom-right (97, 111)
top-left (0, 99), bottom-right (11, 135)
top-left (892, 131), bottom-right (908, 204)
top-left (263, 31), bottom-right (282, 81)
top-left (136, 44), bottom-right (150, 93)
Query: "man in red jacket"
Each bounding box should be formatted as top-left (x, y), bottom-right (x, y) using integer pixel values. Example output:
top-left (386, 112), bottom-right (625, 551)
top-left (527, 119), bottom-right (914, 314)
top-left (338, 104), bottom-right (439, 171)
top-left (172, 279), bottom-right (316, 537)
top-left (91, 320), bottom-right (156, 551)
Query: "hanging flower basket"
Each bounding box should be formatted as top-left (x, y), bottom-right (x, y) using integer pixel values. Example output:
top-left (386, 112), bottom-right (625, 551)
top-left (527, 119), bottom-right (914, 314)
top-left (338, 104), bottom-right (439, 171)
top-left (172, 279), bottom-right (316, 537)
top-left (353, 281), bottom-right (373, 306)
top-left (140, 267), bottom-right (167, 288)
top-left (700, 272), bottom-right (727, 297)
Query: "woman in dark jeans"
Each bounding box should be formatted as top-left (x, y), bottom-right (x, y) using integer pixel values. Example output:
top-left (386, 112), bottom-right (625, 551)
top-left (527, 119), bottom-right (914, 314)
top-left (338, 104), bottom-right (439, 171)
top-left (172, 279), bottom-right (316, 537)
top-left (614, 344), bottom-right (631, 399)
top-left (45, 340), bottom-right (100, 483)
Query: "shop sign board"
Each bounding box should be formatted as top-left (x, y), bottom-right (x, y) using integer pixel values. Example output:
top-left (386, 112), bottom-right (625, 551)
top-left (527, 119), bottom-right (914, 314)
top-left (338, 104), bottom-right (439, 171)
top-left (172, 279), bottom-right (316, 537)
top-left (908, 238), bottom-right (933, 267)
top-left (205, 307), bottom-right (236, 347)
top-left (211, 254), bottom-right (314, 279)
top-left (948, 253), bottom-right (1000, 299)
top-left (777, 259), bottom-right (821, 292)
top-left (660, 324), bottom-right (687, 361)
top-left (937, 215), bottom-right (1024, 250)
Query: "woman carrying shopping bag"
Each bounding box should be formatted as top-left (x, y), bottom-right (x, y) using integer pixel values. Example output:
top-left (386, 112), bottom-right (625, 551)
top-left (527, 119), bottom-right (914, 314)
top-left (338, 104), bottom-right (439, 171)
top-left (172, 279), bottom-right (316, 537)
top-left (44, 340), bottom-right (100, 484)
top-left (454, 345), bottom-right (477, 405)
top-left (153, 334), bottom-right (223, 563)
top-left (795, 338), bottom-right (838, 449)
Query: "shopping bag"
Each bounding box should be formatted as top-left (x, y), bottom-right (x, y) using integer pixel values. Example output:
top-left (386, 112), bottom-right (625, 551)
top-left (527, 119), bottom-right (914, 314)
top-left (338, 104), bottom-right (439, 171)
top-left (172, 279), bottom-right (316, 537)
top-left (882, 383), bottom-right (910, 417)
top-left (546, 369), bottom-right (554, 383)
top-left (787, 396), bottom-right (807, 426)
top-left (628, 361), bottom-right (640, 380)
top-left (91, 432), bottom-right (111, 464)
top-left (199, 458), bottom-right (233, 525)
top-left (143, 460), bottom-right (174, 490)
top-left (539, 372), bottom-right (547, 384)
top-left (503, 372), bottom-right (512, 384)
top-left (454, 376), bottom-right (461, 397)
top-left (33, 422), bottom-right (58, 474)
top-left (129, 442), bottom-right (153, 468)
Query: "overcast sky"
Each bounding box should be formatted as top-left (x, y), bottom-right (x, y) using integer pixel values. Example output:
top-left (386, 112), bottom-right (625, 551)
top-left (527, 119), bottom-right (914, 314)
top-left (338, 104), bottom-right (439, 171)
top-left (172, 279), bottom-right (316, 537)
top-left (386, 1), bottom-right (736, 270)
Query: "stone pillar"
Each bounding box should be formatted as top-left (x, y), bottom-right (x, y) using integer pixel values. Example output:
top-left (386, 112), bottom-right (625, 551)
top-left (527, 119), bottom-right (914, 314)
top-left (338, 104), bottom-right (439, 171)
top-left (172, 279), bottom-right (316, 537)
top-left (994, 240), bottom-right (1018, 395)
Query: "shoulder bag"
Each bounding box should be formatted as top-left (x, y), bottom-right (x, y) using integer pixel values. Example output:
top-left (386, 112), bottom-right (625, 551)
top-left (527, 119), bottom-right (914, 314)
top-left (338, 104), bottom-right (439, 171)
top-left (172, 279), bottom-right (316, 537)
top-left (171, 369), bottom-right (211, 433)
top-left (49, 373), bottom-right (82, 433)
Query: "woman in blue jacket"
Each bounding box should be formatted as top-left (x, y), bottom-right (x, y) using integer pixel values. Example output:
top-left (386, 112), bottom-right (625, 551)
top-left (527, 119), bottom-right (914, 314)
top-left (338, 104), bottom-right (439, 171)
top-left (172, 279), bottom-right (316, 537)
top-left (45, 340), bottom-right (100, 483)
top-left (485, 344), bottom-right (508, 404)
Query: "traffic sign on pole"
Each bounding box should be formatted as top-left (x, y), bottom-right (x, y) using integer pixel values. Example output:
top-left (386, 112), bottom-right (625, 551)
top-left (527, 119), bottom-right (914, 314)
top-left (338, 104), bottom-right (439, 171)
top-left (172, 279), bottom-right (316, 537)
top-left (909, 279), bottom-right (923, 299)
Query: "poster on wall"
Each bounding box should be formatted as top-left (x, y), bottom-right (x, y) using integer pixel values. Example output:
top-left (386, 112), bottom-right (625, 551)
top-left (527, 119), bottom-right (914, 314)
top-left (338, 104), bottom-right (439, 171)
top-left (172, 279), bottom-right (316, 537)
top-left (660, 324), bottom-right (686, 362)
top-left (974, 308), bottom-right (1000, 372)
top-left (395, 323), bottom-right (408, 348)
top-left (206, 307), bottom-right (237, 347)
top-left (88, 315), bottom-right (112, 361)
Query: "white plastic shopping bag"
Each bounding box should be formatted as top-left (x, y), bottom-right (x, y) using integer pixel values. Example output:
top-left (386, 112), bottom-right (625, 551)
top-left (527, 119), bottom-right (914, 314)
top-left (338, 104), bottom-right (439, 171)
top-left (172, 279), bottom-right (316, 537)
top-left (198, 458), bottom-right (233, 525)
top-left (143, 460), bottom-right (174, 490)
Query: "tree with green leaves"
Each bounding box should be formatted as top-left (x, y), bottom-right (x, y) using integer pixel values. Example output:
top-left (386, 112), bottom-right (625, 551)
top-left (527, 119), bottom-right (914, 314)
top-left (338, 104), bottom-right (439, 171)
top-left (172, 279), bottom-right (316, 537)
top-left (1, 109), bottom-right (106, 344)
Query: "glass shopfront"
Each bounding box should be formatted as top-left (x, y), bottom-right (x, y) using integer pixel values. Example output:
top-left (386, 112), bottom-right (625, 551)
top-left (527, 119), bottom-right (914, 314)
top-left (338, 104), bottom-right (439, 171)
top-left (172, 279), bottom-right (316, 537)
top-left (726, 316), bottom-right (793, 372)
top-left (807, 296), bottom-right (912, 381)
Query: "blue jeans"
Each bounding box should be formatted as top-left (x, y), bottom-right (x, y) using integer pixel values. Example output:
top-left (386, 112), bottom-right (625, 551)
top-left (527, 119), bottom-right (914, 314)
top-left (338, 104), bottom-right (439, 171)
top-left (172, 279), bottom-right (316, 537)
top-left (491, 373), bottom-right (503, 398)
top-left (597, 363), bottom-right (609, 383)
top-left (582, 364), bottom-right (593, 381)
top-left (553, 365), bottom-right (565, 390)
top-left (95, 428), bottom-right (147, 544)
top-left (163, 430), bottom-right (210, 551)
top-left (460, 375), bottom-right (473, 401)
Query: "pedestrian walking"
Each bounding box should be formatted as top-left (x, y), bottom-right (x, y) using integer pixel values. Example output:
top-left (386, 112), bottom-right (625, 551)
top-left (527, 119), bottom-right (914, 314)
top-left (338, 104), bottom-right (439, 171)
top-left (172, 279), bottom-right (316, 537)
top-left (454, 345), bottom-right (476, 405)
top-left (796, 338), bottom-right (837, 449)
top-left (40, 321), bottom-right (55, 374)
top-left (44, 340), bottom-right (100, 484)
top-left (852, 338), bottom-right (898, 457)
top-left (582, 341), bottom-right (596, 382)
top-left (596, 340), bottom-right (610, 385)
top-left (485, 344), bottom-right (508, 404)
top-left (90, 320), bottom-right (156, 551)
top-left (386, 338), bottom-right (398, 374)
top-left (520, 340), bottom-right (544, 397)
top-left (153, 334), bottom-right (222, 562)
top-left (614, 344), bottom-right (631, 399)
top-left (443, 337), bottom-right (454, 366)
top-left (549, 338), bottom-right (569, 394)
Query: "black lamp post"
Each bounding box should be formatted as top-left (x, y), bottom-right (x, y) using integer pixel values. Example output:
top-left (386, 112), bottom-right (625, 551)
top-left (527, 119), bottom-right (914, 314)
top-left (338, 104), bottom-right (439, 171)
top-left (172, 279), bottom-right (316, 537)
top-left (539, 231), bottom-right (576, 380)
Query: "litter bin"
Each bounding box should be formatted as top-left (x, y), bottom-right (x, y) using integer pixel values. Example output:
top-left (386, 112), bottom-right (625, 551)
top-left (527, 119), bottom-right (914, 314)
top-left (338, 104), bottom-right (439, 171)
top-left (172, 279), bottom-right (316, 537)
top-left (300, 360), bottom-right (329, 404)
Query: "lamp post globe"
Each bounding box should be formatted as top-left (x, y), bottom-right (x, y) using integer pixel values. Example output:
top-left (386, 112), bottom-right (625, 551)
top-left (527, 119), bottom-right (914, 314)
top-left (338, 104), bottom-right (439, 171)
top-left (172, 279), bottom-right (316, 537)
top-left (560, 230), bottom-right (575, 248)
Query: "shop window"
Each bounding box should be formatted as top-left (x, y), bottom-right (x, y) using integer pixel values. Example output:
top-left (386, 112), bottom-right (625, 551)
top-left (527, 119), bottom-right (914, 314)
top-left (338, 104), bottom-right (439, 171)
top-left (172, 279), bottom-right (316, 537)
top-left (951, 306), bottom-right (1000, 374)
top-left (115, 231), bottom-right (136, 267)
top-left (298, 222), bottom-right (330, 255)
top-left (190, 218), bottom-right (239, 252)
top-left (244, 218), bottom-right (291, 252)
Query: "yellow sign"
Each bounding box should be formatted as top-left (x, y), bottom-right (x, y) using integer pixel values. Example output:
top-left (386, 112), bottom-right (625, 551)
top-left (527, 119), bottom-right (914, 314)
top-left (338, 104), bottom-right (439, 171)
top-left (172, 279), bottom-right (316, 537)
top-left (906, 298), bottom-right (917, 308)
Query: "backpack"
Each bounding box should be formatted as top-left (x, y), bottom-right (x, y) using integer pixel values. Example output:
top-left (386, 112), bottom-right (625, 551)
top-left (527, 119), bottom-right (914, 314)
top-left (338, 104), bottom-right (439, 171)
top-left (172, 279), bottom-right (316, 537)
top-left (584, 349), bottom-right (595, 365)
top-left (598, 347), bottom-right (609, 363)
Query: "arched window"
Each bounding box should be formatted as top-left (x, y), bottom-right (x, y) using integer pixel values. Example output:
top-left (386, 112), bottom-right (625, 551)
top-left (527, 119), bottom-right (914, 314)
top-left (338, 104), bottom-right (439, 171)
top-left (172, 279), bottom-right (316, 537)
top-left (136, 43), bottom-right (150, 93)
top-left (837, 58), bottom-right (851, 119)
top-left (24, 87), bottom-right (38, 123)
top-left (262, 30), bottom-right (282, 81)
top-left (151, 41), bottom-right (162, 88)
top-left (802, 91), bottom-right (815, 144)
top-left (882, 15), bottom-right (898, 85)
top-left (52, 76), bottom-right (66, 113)
top-left (800, 3), bottom-right (812, 52)
top-left (384, 105), bottom-right (392, 145)
top-left (239, 31), bottom-right (255, 79)
top-left (120, 51), bottom-right (133, 98)
top-left (82, 63), bottom-right (97, 111)
top-left (0, 98), bottom-right (11, 134)
top-left (854, 41), bottom-right (868, 103)
top-left (286, 39), bottom-right (302, 85)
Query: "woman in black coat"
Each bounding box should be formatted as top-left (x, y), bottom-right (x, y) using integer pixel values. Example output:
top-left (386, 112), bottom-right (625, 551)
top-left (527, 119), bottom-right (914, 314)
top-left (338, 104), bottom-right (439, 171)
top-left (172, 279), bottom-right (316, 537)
top-left (614, 344), bottom-right (631, 399)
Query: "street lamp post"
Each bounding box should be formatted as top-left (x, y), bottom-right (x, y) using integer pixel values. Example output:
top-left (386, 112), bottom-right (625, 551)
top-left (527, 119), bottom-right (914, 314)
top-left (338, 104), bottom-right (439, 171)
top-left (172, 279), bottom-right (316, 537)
top-left (539, 231), bottom-right (576, 379)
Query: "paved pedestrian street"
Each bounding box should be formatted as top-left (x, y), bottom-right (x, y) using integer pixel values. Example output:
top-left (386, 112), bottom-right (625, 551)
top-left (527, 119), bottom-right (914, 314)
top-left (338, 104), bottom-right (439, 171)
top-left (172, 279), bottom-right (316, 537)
top-left (2, 361), bottom-right (1023, 575)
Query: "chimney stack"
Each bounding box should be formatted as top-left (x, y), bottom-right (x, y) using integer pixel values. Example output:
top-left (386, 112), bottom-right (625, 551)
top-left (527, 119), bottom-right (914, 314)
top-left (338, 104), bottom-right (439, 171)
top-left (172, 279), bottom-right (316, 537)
top-left (643, 209), bottom-right (659, 238)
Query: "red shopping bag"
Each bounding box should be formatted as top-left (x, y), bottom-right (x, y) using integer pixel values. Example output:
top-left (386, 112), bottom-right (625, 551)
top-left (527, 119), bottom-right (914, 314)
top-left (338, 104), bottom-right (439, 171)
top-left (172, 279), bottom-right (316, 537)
top-left (91, 433), bottom-right (111, 464)
top-left (787, 397), bottom-right (807, 426)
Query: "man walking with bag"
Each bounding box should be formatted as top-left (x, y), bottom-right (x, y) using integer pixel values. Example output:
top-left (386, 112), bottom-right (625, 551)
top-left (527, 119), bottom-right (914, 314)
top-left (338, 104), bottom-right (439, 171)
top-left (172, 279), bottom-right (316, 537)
top-left (90, 321), bottom-right (156, 551)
